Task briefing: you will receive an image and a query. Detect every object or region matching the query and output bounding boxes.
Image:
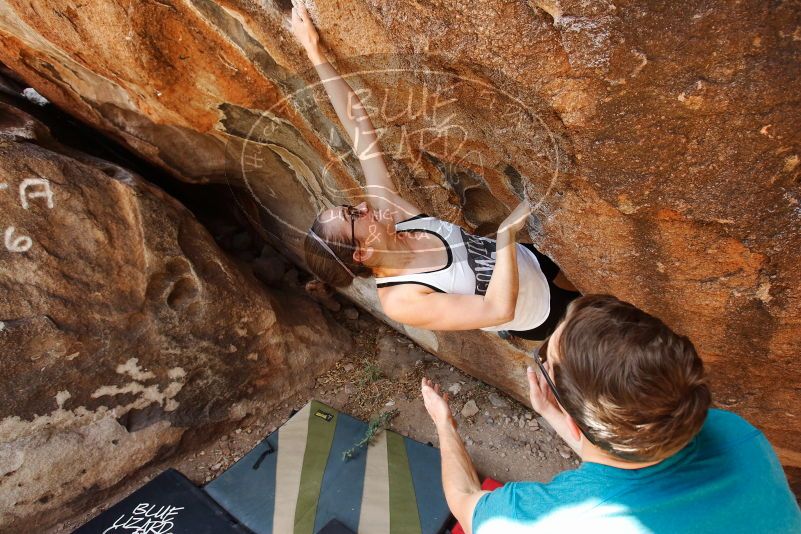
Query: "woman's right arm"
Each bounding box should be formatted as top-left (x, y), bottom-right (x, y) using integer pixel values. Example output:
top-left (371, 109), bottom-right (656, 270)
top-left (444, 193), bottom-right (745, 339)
top-left (291, 3), bottom-right (420, 222)
top-left (380, 202), bottom-right (532, 330)
top-left (380, 288), bottom-right (516, 330)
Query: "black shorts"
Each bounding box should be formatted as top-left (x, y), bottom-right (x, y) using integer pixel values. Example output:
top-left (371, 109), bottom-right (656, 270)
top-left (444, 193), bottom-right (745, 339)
top-left (511, 244), bottom-right (581, 340)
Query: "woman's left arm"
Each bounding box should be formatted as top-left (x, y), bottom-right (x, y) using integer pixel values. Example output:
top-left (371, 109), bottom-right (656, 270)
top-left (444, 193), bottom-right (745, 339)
top-left (481, 201), bottom-right (531, 326)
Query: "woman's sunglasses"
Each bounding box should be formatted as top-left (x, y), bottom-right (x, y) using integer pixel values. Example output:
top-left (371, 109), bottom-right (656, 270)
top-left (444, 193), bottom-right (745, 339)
top-left (339, 204), bottom-right (364, 255)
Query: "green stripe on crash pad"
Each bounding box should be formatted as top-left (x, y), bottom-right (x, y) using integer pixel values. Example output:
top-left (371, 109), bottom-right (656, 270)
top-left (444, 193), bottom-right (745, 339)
top-left (387, 431), bottom-right (422, 534)
top-left (294, 400), bottom-right (339, 534)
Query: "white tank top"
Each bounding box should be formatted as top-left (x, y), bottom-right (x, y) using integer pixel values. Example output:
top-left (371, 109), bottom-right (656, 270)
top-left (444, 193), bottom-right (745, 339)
top-left (375, 214), bottom-right (550, 331)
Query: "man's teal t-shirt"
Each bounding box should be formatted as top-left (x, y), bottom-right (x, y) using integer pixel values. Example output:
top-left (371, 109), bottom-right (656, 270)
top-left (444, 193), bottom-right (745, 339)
top-left (472, 409), bottom-right (801, 533)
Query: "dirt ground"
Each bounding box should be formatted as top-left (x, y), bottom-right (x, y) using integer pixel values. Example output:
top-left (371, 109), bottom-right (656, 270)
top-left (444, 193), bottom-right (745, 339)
top-left (58, 307), bottom-right (577, 532)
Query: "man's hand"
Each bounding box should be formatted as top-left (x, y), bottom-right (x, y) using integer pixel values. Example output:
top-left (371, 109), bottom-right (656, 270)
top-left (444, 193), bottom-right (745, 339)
top-left (423, 379), bottom-right (486, 534)
top-left (422, 378), bottom-right (455, 430)
top-left (527, 363), bottom-right (561, 418)
top-left (290, 1), bottom-right (320, 53)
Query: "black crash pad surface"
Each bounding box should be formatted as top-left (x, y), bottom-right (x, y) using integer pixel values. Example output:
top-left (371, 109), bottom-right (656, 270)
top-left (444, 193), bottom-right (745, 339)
top-left (73, 468), bottom-right (250, 534)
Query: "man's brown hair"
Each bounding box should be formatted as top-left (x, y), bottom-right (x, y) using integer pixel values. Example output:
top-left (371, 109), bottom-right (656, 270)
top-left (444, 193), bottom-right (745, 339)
top-left (554, 294), bottom-right (711, 462)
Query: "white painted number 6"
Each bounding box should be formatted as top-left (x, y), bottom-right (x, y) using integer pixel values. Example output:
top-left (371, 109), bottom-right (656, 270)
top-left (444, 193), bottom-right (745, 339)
top-left (4, 226), bottom-right (32, 252)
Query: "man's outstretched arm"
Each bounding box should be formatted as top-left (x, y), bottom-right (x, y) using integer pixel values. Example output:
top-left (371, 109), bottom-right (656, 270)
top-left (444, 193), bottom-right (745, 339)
top-left (423, 378), bottom-right (489, 534)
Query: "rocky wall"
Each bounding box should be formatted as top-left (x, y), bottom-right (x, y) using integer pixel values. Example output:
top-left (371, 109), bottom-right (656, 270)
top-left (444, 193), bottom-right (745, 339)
top-left (0, 0), bottom-right (798, 498)
top-left (0, 100), bottom-right (352, 531)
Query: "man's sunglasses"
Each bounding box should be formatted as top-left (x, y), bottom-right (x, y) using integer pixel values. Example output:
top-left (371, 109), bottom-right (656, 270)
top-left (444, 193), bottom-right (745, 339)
top-left (533, 335), bottom-right (602, 449)
top-left (534, 336), bottom-right (567, 409)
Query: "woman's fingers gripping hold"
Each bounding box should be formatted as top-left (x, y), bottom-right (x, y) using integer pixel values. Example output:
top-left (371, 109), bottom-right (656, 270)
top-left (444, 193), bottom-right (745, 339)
top-left (498, 200), bottom-right (532, 235)
top-left (289, 1), bottom-right (320, 51)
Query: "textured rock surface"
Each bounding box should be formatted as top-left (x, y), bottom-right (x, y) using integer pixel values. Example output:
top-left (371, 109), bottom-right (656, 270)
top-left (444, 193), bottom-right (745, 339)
top-left (0, 0), bottom-right (799, 492)
top-left (0, 102), bottom-right (351, 531)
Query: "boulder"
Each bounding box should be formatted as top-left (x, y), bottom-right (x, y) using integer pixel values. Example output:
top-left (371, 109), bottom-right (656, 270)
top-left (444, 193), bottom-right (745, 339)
top-left (0, 101), bottom-right (351, 531)
top-left (461, 400), bottom-right (480, 418)
top-left (0, 0), bottom-right (798, 493)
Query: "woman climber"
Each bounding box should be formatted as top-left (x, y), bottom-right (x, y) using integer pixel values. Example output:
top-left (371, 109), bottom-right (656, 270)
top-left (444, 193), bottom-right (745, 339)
top-left (290, 2), bottom-right (579, 337)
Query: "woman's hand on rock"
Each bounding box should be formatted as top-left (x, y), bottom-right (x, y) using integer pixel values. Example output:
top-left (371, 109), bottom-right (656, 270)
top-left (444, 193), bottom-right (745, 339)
top-left (290, 1), bottom-right (320, 54)
top-left (498, 200), bottom-right (532, 235)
